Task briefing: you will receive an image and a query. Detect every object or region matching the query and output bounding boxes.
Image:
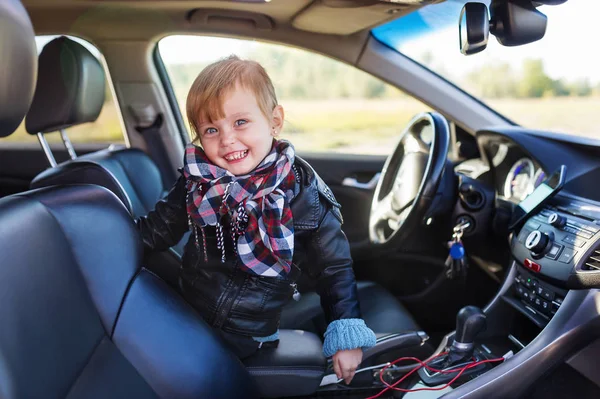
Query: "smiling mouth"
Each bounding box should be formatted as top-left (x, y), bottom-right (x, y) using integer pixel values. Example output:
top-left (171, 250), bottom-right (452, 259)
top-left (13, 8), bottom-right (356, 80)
top-left (223, 150), bottom-right (249, 162)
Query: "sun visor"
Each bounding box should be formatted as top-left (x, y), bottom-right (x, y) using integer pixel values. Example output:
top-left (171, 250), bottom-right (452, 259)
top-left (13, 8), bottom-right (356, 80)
top-left (292, 0), bottom-right (434, 35)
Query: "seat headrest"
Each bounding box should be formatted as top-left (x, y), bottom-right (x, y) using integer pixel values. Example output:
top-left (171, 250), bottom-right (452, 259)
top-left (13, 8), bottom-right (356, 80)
top-left (0, 0), bottom-right (37, 138)
top-left (26, 36), bottom-right (105, 135)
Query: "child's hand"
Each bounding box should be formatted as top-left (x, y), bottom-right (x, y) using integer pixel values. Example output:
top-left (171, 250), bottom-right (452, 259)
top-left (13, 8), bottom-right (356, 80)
top-left (332, 348), bottom-right (363, 384)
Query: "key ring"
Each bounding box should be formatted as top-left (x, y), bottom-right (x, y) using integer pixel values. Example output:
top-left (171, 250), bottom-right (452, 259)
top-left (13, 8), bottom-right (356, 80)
top-left (453, 220), bottom-right (471, 235)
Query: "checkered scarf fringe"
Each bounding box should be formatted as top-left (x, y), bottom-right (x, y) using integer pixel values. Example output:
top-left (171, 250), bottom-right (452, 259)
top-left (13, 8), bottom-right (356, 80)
top-left (183, 140), bottom-right (298, 277)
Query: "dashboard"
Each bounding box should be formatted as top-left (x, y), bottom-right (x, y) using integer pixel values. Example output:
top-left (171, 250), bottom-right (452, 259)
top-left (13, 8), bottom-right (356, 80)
top-left (457, 127), bottom-right (600, 291)
top-left (447, 127), bottom-right (600, 397)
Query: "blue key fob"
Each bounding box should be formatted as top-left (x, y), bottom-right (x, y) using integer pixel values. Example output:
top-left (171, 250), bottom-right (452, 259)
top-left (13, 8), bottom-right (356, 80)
top-left (450, 242), bottom-right (465, 260)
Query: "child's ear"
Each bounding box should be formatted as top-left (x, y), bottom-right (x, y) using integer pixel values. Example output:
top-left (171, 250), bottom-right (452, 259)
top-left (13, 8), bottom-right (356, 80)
top-left (271, 105), bottom-right (284, 137)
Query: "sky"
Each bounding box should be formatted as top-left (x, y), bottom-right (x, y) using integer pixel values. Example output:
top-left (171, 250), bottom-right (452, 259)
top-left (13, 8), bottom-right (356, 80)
top-left (158, 0), bottom-right (598, 84)
top-left (397, 0), bottom-right (600, 83)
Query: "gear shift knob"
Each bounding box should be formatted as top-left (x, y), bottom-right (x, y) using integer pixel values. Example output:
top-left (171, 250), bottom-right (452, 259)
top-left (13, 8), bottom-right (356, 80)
top-left (454, 305), bottom-right (486, 346)
top-left (419, 306), bottom-right (488, 384)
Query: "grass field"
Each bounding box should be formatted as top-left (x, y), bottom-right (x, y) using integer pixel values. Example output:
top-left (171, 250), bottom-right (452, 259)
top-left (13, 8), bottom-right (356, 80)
top-left (5, 97), bottom-right (598, 154)
top-left (283, 97), bottom-right (600, 154)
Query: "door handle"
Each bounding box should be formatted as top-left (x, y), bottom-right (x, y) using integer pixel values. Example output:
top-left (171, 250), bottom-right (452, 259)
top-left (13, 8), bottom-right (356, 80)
top-left (341, 173), bottom-right (381, 190)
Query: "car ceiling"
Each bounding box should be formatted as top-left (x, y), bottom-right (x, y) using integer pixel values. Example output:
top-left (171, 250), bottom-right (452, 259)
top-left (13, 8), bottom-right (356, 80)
top-left (21, 0), bottom-right (438, 58)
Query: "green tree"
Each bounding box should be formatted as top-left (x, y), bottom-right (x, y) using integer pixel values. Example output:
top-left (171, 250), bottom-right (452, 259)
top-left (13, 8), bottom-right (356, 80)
top-left (518, 59), bottom-right (554, 98)
top-left (567, 78), bottom-right (593, 97)
top-left (466, 62), bottom-right (517, 98)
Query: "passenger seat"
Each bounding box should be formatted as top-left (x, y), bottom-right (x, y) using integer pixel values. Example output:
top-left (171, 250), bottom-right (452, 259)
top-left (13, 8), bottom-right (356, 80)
top-left (26, 36), bottom-right (188, 255)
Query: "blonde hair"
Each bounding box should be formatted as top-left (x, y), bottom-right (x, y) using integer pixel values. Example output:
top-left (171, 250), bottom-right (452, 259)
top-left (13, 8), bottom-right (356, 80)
top-left (186, 55), bottom-right (278, 142)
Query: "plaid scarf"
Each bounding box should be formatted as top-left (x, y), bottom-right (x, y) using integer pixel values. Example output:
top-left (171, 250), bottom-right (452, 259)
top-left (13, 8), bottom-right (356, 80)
top-left (183, 139), bottom-right (297, 277)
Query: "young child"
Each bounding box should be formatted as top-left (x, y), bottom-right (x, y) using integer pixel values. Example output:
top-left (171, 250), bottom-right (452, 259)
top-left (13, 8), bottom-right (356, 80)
top-left (137, 55), bottom-right (376, 384)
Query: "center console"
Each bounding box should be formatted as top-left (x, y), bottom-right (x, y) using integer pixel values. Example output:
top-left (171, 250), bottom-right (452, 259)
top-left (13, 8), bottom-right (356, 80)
top-left (512, 205), bottom-right (600, 289)
top-left (400, 195), bottom-right (600, 398)
top-left (314, 194), bottom-right (600, 398)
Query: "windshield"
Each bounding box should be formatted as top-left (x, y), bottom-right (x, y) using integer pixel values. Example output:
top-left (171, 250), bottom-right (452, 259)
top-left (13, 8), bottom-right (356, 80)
top-left (372, 0), bottom-right (599, 139)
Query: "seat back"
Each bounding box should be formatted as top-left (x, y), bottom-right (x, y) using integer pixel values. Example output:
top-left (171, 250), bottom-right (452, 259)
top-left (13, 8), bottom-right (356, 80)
top-left (25, 36), bottom-right (188, 254)
top-left (25, 36), bottom-right (165, 216)
top-left (31, 147), bottom-right (165, 218)
top-left (0, 185), bottom-right (258, 399)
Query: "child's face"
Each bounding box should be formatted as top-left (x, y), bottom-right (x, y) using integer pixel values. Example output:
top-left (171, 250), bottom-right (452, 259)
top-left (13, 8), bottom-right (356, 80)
top-left (198, 86), bottom-right (283, 176)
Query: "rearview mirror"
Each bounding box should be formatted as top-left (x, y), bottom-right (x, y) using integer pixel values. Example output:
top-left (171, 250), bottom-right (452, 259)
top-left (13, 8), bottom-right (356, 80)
top-left (459, 2), bottom-right (489, 55)
top-left (489, 0), bottom-right (547, 46)
top-left (458, 0), bottom-right (549, 55)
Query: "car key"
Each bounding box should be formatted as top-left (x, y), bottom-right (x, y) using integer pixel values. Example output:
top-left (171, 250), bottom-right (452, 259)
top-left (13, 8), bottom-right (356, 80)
top-left (445, 221), bottom-right (470, 279)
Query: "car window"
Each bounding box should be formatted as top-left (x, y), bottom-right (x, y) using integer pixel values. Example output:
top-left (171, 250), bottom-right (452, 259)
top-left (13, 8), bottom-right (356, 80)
top-left (158, 36), bottom-right (430, 155)
top-left (372, 0), bottom-right (599, 139)
top-left (5, 35), bottom-right (125, 145)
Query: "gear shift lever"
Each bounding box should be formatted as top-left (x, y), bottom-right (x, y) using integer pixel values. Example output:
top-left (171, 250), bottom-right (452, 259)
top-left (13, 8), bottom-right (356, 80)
top-left (448, 306), bottom-right (486, 359)
top-left (419, 306), bottom-right (487, 385)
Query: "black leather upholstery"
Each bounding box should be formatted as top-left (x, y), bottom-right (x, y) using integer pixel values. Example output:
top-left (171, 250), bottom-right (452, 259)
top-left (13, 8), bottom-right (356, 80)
top-left (0, 0), bottom-right (37, 137)
top-left (25, 36), bottom-right (190, 254)
top-left (25, 36), bottom-right (105, 134)
top-left (281, 281), bottom-right (420, 339)
top-left (31, 159), bottom-right (133, 213)
top-left (0, 185), bottom-right (259, 399)
top-left (244, 330), bottom-right (326, 398)
top-left (31, 148), bottom-right (165, 217)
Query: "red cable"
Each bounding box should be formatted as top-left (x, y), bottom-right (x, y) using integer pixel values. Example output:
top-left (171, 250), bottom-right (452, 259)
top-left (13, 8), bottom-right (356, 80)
top-left (365, 353), bottom-right (505, 399)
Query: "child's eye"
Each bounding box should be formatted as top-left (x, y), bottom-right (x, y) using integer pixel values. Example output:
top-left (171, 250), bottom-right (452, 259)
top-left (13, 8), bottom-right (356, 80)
top-left (234, 119), bottom-right (248, 127)
top-left (204, 127), bottom-right (218, 135)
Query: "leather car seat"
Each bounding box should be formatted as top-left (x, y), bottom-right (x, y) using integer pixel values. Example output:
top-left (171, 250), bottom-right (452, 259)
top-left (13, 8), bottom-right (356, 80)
top-left (25, 36), bottom-right (190, 254)
top-left (0, 3), bottom-right (259, 398)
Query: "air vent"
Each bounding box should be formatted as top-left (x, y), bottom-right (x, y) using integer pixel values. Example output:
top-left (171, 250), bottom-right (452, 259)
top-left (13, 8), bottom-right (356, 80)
top-left (583, 249), bottom-right (600, 271)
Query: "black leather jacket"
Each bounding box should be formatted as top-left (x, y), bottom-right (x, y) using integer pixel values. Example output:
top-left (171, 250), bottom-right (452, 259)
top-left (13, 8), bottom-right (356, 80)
top-left (137, 157), bottom-right (361, 337)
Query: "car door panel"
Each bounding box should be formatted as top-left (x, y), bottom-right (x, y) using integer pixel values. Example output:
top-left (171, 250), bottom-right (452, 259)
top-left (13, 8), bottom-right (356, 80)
top-left (298, 152), bottom-right (386, 252)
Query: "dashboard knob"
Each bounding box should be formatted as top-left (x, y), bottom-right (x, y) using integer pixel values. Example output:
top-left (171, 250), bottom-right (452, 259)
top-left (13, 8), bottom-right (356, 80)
top-left (525, 230), bottom-right (551, 253)
top-left (547, 212), bottom-right (566, 228)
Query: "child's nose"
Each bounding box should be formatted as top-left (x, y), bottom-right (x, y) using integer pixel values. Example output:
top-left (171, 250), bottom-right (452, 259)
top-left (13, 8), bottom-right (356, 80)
top-left (219, 127), bottom-right (236, 146)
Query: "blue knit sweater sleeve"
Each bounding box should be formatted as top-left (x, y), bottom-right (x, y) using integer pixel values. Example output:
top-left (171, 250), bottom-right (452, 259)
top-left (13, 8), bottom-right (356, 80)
top-left (322, 318), bottom-right (377, 357)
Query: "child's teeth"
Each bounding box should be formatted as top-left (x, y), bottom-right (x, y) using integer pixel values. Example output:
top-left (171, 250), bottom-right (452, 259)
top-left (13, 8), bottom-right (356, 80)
top-left (226, 150), bottom-right (247, 161)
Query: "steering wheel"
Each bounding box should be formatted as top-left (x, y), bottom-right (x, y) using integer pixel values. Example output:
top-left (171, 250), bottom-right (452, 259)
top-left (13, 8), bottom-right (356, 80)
top-left (369, 112), bottom-right (451, 246)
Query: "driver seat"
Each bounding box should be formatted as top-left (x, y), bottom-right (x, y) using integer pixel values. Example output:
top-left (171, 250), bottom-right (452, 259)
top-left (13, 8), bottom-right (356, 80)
top-left (25, 35), bottom-right (421, 339)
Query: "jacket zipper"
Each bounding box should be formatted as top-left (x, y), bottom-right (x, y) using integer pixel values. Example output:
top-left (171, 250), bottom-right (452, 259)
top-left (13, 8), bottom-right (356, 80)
top-left (213, 267), bottom-right (246, 329)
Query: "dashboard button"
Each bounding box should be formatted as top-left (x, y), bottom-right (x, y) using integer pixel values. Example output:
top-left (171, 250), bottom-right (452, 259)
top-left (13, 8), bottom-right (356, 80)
top-left (562, 234), bottom-right (586, 248)
top-left (558, 248), bottom-right (577, 264)
top-left (515, 285), bottom-right (525, 298)
top-left (570, 221), bottom-right (599, 234)
top-left (545, 244), bottom-right (562, 260)
top-left (577, 230), bottom-right (593, 239)
top-left (540, 299), bottom-right (550, 313)
top-left (541, 289), bottom-right (554, 301)
top-left (524, 258), bottom-right (541, 273)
